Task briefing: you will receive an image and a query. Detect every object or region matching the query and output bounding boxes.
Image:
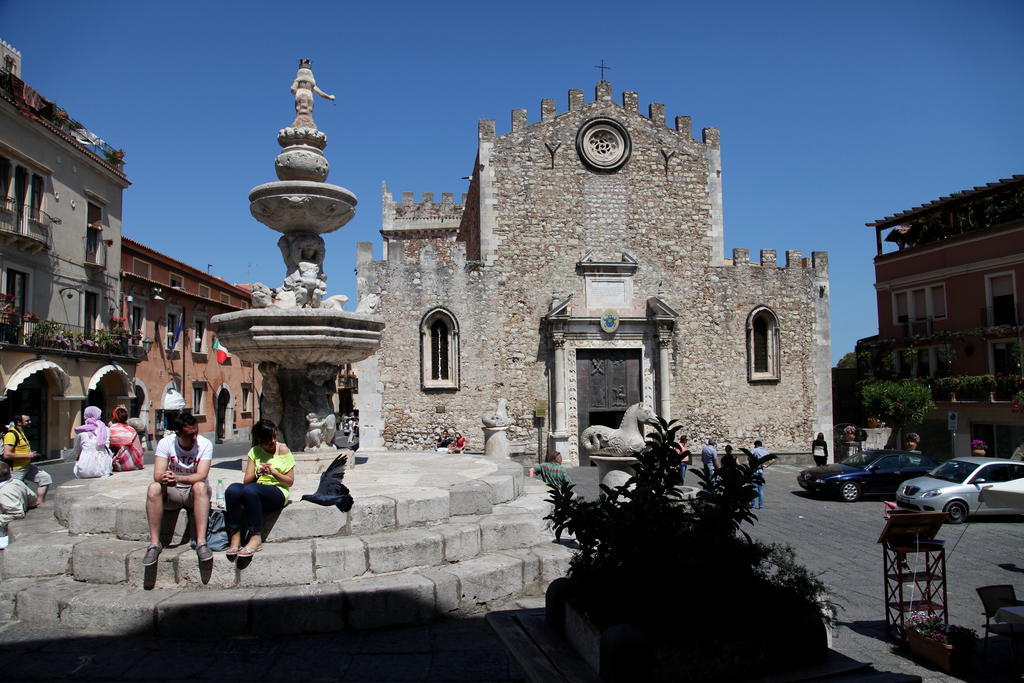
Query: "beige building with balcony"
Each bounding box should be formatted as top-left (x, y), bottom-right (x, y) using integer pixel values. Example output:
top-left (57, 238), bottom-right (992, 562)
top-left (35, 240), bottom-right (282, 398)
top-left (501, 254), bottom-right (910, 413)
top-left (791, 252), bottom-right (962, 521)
top-left (0, 40), bottom-right (134, 459)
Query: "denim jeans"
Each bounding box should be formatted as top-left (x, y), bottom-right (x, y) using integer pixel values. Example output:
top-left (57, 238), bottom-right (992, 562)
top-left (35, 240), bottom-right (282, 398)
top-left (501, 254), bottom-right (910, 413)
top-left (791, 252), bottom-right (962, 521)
top-left (224, 482), bottom-right (285, 534)
top-left (679, 463), bottom-right (688, 483)
top-left (750, 480), bottom-right (765, 509)
top-left (702, 459), bottom-right (716, 484)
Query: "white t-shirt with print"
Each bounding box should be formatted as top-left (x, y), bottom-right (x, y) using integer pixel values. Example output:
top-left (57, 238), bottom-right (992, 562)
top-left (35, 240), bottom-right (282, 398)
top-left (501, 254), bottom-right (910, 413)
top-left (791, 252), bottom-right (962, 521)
top-left (155, 434), bottom-right (213, 488)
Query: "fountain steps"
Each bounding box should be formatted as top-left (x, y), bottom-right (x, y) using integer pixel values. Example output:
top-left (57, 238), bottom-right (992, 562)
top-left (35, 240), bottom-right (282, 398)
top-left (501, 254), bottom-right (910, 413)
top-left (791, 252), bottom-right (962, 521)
top-left (0, 455), bottom-right (573, 635)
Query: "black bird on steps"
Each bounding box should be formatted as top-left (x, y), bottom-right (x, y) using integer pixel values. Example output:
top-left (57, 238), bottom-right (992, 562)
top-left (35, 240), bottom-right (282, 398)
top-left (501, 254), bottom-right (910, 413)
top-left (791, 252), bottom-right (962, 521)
top-left (301, 453), bottom-right (354, 512)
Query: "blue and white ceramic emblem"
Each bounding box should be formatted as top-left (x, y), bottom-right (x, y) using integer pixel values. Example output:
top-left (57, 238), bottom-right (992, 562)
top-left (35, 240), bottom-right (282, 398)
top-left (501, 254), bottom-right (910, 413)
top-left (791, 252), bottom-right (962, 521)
top-left (600, 309), bottom-right (620, 334)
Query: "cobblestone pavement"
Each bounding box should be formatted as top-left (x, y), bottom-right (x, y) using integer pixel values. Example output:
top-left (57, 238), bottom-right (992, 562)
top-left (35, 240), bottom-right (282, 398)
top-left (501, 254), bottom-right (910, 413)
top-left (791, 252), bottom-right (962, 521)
top-left (1, 458), bottom-right (1021, 681)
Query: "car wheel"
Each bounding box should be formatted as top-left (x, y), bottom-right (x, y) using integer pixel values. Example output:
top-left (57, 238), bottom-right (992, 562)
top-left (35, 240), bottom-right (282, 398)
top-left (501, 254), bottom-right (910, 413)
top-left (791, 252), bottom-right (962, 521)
top-left (944, 500), bottom-right (969, 524)
top-left (839, 481), bottom-right (862, 502)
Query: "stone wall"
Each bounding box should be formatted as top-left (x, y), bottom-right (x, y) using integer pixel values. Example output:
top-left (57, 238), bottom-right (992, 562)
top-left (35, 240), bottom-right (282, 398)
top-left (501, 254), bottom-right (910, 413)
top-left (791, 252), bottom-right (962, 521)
top-left (359, 81), bottom-right (831, 461)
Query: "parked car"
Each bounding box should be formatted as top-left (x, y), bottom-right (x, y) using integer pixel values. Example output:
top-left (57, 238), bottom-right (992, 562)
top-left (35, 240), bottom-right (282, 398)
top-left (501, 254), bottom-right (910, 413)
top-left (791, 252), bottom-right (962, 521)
top-left (896, 457), bottom-right (1024, 524)
top-left (797, 450), bottom-right (939, 502)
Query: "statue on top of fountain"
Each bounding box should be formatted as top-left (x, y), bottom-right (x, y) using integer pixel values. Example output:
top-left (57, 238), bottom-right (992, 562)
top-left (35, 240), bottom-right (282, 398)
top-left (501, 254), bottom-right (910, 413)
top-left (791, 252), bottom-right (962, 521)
top-left (250, 233), bottom-right (347, 310)
top-left (291, 58), bottom-right (335, 129)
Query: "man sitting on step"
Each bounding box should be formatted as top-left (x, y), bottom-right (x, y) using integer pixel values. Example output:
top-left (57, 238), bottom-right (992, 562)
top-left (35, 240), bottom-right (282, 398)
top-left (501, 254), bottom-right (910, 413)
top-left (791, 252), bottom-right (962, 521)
top-left (0, 461), bottom-right (37, 549)
top-left (143, 413), bottom-right (213, 566)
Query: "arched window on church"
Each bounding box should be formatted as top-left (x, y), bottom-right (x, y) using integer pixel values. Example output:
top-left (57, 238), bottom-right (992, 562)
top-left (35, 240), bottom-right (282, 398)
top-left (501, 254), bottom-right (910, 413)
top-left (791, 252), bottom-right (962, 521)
top-left (421, 308), bottom-right (459, 389)
top-left (747, 307), bottom-right (780, 382)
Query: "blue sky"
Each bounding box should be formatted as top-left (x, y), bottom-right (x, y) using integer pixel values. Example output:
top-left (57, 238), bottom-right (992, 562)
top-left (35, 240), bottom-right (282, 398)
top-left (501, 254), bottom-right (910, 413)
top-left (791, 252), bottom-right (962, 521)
top-left (3, 0), bottom-right (1022, 363)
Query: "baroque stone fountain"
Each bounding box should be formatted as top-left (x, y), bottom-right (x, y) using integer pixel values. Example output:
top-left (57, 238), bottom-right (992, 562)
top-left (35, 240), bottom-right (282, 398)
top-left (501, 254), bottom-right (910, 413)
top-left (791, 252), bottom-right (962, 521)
top-left (211, 59), bottom-right (384, 455)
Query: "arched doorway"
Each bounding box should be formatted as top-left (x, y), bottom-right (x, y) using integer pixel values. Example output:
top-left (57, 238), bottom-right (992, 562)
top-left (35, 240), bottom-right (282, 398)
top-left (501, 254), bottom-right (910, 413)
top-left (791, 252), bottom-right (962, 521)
top-left (86, 386), bottom-right (106, 419)
top-left (216, 389), bottom-right (230, 442)
top-left (1, 372), bottom-right (48, 458)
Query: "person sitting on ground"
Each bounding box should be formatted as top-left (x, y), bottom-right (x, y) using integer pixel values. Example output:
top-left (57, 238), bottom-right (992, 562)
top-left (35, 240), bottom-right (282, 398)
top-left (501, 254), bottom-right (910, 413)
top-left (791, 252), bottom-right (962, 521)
top-left (72, 406), bottom-right (113, 479)
top-left (109, 406), bottom-right (144, 472)
top-left (144, 413), bottom-right (213, 566)
top-left (2, 413), bottom-right (51, 505)
top-left (436, 429), bottom-right (453, 453)
top-left (450, 431), bottom-right (466, 454)
top-left (0, 461), bottom-right (37, 548)
top-left (224, 419), bottom-right (294, 560)
top-left (529, 451), bottom-right (571, 487)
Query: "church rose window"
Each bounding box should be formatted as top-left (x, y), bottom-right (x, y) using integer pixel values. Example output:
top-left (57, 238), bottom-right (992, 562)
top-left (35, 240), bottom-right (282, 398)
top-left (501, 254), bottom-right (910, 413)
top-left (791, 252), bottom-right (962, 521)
top-left (576, 118), bottom-right (631, 172)
top-left (421, 309), bottom-right (460, 390)
top-left (747, 307), bottom-right (780, 382)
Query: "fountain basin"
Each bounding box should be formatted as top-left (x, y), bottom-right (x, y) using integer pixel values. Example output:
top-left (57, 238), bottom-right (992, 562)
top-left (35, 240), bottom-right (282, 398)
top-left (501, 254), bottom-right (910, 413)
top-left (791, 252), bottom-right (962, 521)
top-left (248, 180), bottom-right (357, 234)
top-left (210, 308), bottom-right (383, 369)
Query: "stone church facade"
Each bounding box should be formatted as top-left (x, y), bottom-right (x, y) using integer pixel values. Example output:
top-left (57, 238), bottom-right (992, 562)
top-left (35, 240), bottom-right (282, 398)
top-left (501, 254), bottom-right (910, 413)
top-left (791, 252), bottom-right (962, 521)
top-left (356, 81), bottom-right (832, 464)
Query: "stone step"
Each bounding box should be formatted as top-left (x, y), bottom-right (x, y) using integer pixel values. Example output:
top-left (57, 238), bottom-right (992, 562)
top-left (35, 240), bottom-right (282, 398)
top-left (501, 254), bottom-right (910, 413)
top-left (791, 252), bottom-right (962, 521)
top-left (54, 464), bottom-right (525, 542)
top-left (0, 542), bottom-right (574, 636)
top-left (3, 510), bottom-right (551, 590)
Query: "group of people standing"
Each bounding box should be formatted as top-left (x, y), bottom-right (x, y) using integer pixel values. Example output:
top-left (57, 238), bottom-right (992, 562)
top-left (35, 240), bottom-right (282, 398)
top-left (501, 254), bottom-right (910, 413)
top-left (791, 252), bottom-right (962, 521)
top-left (675, 435), bottom-right (775, 509)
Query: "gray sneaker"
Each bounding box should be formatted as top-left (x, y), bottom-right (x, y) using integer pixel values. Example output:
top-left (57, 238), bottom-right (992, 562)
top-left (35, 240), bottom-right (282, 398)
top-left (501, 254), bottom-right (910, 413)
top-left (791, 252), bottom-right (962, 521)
top-left (196, 543), bottom-right (213, 563)
top-left (142, 544), bottom-right (162, 566)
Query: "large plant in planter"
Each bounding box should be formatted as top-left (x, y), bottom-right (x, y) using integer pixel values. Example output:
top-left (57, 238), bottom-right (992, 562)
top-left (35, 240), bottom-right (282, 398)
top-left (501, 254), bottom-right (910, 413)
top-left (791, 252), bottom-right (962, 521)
top-left (861, 380), bottom-right (935, 445)
top-left (545, 417), bottom-right (834, 680)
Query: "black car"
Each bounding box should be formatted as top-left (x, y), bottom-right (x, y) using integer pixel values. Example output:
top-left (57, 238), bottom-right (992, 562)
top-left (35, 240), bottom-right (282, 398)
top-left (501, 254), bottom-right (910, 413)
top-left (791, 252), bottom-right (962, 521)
top-left (797, 449), bottom-right (939, 502)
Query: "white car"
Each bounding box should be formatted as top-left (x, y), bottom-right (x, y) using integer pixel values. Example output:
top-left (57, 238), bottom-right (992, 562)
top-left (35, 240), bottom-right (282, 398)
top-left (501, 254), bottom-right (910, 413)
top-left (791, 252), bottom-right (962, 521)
top-left (896, 457), bottom-right (1024, 524)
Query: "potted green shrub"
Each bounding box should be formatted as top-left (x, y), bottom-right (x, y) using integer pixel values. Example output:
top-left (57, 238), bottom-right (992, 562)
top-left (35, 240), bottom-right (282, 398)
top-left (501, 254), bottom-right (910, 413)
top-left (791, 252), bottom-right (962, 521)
top-left (543, 417), bottom-right (835, 681)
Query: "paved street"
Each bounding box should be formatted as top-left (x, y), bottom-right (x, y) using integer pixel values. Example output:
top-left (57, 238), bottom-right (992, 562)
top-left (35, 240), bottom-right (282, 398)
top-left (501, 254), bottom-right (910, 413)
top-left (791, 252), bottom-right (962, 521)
top-left (0, 456), bottom-right (1021, 681)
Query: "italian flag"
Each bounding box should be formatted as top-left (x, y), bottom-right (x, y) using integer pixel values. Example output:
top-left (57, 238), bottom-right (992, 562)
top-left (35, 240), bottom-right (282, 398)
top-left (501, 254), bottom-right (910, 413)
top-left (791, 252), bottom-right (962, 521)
top-left (213, 338), bottom-right (230, 364)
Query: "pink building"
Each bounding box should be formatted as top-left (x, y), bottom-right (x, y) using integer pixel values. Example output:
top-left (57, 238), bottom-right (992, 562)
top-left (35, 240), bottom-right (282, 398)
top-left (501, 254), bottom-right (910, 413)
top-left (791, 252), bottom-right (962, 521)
top-left (120, 238), bottom-right (262, 443)
top-left (859, 175), bottom-right (1023, 459)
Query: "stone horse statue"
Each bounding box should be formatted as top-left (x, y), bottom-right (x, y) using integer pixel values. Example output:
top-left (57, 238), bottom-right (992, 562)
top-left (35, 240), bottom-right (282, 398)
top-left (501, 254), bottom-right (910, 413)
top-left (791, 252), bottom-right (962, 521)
top-left (580, 403), bottom-right (656, 457)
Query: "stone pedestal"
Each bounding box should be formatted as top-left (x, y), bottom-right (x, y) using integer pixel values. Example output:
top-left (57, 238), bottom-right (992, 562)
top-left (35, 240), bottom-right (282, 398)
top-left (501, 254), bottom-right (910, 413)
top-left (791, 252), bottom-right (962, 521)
top-left (483, 426), bottom-right (510, 458)
top-left (590, 455), bottom-right (638, 489)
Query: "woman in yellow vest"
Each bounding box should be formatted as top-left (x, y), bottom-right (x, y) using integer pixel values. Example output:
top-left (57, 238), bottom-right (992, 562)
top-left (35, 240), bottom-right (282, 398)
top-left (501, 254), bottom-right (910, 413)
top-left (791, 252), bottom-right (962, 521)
top-left (224, 419), bottom-right (295, 559)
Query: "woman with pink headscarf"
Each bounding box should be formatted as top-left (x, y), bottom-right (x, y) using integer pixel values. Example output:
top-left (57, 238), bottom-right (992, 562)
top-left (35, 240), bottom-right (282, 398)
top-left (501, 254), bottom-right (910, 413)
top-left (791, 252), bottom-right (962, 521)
top-left (72, 406), bottom-right (112, 479)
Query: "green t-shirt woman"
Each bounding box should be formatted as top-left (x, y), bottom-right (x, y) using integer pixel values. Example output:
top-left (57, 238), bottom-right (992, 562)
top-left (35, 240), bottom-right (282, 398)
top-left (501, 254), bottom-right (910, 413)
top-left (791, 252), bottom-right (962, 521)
top-left (224, 419), bottom-right (295, 559)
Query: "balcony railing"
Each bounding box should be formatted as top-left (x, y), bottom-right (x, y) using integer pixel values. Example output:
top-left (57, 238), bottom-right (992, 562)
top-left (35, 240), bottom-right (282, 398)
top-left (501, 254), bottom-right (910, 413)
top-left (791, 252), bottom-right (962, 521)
top-left (0, 312), bottom-right (141, 357)
top-left (84, 237), bottom-right (108, 268)
top-left (929, 374), bottom-right (1023, 402)
top-left (0, 199), bottom-right (54, 250)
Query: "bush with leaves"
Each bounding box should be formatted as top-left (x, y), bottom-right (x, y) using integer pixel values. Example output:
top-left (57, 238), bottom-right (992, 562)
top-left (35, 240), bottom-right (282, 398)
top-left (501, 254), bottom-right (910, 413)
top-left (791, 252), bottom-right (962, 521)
top-left (545, 416), bottom-right (834, 643)
top-left (861, 380), bottom-right (935, 442)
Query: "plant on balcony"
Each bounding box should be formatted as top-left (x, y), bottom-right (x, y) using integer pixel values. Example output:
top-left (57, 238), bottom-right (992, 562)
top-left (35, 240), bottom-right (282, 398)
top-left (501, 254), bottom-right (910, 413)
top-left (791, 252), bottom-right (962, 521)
top-left (544, 417), bottom-right (834, 679)
top-left (1012, 390), bottom-right (1024, 414)
top-left (104, 148), bottom-right (125, 167)
top-left (861, 380), bottom-right (935, 445)
top-left (27, 319), bottom-right (73, 350)
top-left (22, 312), bottom-right (38, 323)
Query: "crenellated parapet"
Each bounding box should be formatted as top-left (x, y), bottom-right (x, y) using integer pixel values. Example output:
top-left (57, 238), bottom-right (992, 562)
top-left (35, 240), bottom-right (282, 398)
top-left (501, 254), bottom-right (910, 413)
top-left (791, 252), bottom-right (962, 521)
top-left (475, 80), bottom-right (717, 148)
top-left (381, 182), bottom-right (465, 238)
top-left (728, 248), bottom-right (829, 273)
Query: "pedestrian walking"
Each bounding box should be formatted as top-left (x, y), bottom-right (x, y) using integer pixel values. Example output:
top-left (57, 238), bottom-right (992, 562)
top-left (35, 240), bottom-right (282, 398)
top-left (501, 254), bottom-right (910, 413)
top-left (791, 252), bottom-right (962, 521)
top-left (811, 432), bottom-right (829, 467)
top-left (749, 439), bottom-right (774, 510)
top-left (701, 439), bottom-right (718, 483)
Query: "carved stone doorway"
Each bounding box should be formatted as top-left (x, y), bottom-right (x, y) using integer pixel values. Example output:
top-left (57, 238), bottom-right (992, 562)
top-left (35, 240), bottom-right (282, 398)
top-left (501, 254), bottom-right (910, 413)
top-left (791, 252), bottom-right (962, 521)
top-left (576, 349), bottom-right (641, 465)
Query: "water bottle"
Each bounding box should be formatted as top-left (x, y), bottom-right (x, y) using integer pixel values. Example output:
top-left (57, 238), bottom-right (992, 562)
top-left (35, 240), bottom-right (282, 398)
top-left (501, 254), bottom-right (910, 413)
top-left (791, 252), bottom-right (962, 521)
top-left (215, 479), bottom-right (225, 508)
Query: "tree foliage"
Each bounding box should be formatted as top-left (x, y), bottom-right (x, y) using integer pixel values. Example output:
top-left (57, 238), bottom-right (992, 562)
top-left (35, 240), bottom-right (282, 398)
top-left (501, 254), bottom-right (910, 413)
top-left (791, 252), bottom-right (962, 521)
top-left (860, 380), bottom-right (935, 429)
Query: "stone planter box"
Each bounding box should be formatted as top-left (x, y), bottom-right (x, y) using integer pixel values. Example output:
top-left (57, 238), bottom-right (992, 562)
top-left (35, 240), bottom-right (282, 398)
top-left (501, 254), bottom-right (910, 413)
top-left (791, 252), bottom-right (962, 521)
top-left (906, 629), bottom-right (972, 674)
top-left (548, 578), bottom-right (827, 682)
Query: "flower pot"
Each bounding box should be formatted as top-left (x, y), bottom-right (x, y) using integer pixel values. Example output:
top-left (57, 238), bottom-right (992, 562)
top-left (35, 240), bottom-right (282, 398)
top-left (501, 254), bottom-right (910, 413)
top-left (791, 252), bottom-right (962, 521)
top-left (843, 433), bottom-right (856, 442)
top-left (971, 449), bottom-right (987, 457)
top-left (906, 629), bottom-right (971, 673)
top-left (866, 417), bottom-right (881, 428)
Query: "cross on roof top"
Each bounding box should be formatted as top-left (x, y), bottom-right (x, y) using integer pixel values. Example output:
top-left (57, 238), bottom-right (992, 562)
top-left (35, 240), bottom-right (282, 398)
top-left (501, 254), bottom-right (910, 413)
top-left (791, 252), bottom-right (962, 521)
top-left (594, 59), bottom-right (611, 80)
